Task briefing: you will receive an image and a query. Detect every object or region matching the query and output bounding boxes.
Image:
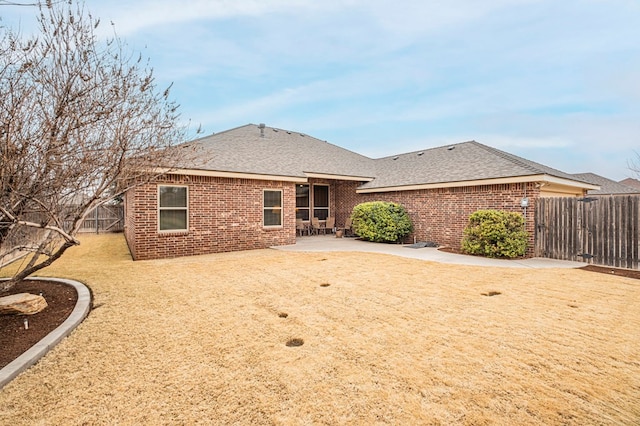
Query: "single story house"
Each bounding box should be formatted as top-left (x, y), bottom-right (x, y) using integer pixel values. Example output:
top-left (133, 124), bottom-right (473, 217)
top-left (123, 123), bottom-right (598, 260)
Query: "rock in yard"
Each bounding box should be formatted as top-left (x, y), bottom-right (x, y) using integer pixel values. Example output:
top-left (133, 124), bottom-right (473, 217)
top-left (0, 293), bottom-right (48, 315)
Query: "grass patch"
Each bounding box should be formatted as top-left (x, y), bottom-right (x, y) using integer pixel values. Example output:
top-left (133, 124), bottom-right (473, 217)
top-left (1, 234), bottom-right (638, 425)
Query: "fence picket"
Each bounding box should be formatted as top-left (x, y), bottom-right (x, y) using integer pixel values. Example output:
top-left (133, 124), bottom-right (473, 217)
top-left (535, 195), bottom-right (639, 269)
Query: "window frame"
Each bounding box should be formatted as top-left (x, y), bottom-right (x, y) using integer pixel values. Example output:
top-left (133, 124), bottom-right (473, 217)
top-left (312, 184), bottom-right (330, 220)
top-left (157, 184), bottom-right (189, 233)
top-left (295, 184), bottom-right (310, 221)
top-left (263, 189), bottom-right (283, 228)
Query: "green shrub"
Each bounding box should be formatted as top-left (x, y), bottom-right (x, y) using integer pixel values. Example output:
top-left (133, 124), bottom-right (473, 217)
top-left (351, 201), bottom-right (413, 243)
top-left (461, 210), bottom-right (528, 258)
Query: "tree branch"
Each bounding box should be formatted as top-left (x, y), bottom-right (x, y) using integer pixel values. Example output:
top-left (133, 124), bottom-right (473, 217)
top-left (0, 206), bottom-right (79, 244)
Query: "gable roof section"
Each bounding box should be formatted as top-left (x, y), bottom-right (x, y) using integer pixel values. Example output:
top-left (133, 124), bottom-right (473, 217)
top-left (572, 173), bottom-right (639, 195)
top-left (169, 124), bottom-right (598, 192)
top-left (358, 141), bottom-right (598, 192)
top-left (172, 124), bottom-right (375, 181)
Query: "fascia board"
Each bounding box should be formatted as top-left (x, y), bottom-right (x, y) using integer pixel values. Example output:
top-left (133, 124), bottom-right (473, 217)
top-left (357, 174), bottom-right (600, 194)
top-left (304, 172), bottom-right (374, 182)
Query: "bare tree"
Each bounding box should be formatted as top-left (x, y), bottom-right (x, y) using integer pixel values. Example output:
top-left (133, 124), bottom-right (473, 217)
top-left (630, 153), bottom-right (640, 178)
top-left (0, 0), bottom-right (189, 290)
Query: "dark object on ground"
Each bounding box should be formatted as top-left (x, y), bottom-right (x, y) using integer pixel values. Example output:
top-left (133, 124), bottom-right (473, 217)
top-left (0, 280), bottom-right (77, 369)
top-left (286, 338), bottom-right (304, 347)
top-left (405, 241), bottom-right (439, 249)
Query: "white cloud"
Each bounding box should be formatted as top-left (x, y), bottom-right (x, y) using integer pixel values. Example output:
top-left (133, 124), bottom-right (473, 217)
top-left (5, 0), bottom-right (637, 182)
top-left (92, 0), bottom-right (323, 36)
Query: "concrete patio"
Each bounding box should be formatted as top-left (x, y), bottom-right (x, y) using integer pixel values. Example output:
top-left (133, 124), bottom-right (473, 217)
top-left (274, 235), bottom-right (586, 269)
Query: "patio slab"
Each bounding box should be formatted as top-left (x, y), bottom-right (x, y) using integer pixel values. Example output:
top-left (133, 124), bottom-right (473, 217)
top-left (273, 235), bottom-right (586, 269)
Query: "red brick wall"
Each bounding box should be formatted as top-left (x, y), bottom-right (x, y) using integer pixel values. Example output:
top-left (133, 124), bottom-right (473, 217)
top-left (124, 174), bottom-right (296, 260)
top-left (125, 175), bottom-right (541, 260)
top-left (335, 181), bottom-right (540, 256)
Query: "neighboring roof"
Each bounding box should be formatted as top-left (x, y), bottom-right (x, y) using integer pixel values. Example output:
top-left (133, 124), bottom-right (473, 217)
top-left (172, 123), bottom-right (597, 192)
top-left (572, 173), bottom-right (639, 195)
top-left (175, 124), bottom-right (375, 181)
top-left (620, 177), bottom-right (640, 191)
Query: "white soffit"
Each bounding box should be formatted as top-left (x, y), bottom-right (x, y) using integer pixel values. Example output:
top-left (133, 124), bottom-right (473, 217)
top-left (357, 174), bottom-right (600, 194)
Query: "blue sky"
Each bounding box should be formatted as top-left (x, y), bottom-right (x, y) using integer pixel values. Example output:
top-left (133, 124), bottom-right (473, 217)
top-left (4, 0), bottom-right (640, 180)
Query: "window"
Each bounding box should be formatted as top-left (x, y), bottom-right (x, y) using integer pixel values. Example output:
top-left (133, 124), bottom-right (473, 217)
top-left (295, 184), bottom-right (310, 221)
top-left (158, 185), bottom-right (188, 231)
top-left (313, 184), bottom-right (329, 220)
top-left (263, 189), bottom-right (282, 227)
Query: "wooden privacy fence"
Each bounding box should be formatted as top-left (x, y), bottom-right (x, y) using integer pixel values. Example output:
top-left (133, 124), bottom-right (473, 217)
top-left (535, 195), bottom-right (639, 269)
top-left (75, 204), bottom-right (124, 234)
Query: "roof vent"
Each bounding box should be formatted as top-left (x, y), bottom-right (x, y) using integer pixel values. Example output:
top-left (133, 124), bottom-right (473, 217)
top-left (258, 123), bottom-right (265, 137)
top-left (393, 156), bottom-right (399, 160)
top-left (417, 151), bottom-right (424, 156)
top-left (447, 146), bottom-right (455, 151)
top-left (286, 131), bottom-right (292, 134)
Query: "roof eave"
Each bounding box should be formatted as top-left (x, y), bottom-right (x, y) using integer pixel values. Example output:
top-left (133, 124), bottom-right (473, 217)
top-left (152, 167), bottom-right (308, 183)
top-left (304, 172), bottom-right (374, 182)
top-left (543, 175), bottom-right (600, 190)
top-left (356, 174), bottom-right (601, 194)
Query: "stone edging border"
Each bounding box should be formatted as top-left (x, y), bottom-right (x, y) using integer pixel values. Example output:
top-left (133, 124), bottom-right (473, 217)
top-left (0, 277), bottom-right (91, 389)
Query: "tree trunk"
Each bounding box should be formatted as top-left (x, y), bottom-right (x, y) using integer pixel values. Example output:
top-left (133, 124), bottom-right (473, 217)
top-left (0, 240), bottom-right (77, 292)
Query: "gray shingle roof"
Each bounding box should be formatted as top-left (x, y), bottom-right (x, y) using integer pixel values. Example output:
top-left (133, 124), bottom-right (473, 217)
top-left (572, 173), bottom-right (639, 195)
top-left (178, 124), bottom-right (375, 179)
top-left (176, 124), bottom-right (593, 190)
top-left (359, 140), bottom-right (588, 190)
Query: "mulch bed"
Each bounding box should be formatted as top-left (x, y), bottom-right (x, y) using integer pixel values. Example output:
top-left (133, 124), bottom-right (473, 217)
top-left (0, 280), bottom-right (77, 369)
top-left (579, 265), bottom-right (640, 280)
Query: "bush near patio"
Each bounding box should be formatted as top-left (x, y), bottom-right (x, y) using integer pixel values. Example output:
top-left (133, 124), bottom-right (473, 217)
top-left (461, 209), bottom-right (528, 258)
top-left (351, 201), bottom-right (413, 243)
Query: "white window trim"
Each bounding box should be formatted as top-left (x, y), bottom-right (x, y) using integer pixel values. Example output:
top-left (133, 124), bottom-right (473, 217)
top-left (158, 184), bottom-right (189, 232)
top-left (263, 189), bottom-right (283, 228)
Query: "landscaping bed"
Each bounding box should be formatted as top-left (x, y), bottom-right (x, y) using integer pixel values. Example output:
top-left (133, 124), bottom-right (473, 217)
top-left (0, 280), bottom-right (77, 368)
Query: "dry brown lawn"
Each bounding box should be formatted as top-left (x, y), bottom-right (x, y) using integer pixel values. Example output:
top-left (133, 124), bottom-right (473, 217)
top-left (1, 234), bottom-right (639, 425)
